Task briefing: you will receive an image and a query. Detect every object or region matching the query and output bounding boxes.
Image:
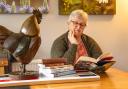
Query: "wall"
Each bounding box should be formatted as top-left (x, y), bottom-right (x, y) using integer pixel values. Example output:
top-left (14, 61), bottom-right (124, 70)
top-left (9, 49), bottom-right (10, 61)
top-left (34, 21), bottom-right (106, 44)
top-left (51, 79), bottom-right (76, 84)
top-left (0, 0), bottom-right (128, 71)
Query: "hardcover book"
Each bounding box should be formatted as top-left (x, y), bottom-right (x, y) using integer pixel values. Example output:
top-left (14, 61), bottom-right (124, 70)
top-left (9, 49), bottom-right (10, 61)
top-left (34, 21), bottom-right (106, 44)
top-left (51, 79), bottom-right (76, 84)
top-left (42, 58), bottom-right (67, 67)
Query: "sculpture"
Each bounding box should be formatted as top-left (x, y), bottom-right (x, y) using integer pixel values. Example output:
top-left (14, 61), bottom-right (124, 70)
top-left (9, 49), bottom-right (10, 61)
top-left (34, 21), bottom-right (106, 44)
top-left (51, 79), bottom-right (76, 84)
top-left (0, 9), bottom-right (42, 76)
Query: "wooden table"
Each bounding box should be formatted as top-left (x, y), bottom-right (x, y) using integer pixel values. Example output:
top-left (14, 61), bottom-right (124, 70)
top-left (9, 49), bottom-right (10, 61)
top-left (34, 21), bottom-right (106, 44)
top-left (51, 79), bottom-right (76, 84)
top-left (30, 68), bottom-right (128, 89)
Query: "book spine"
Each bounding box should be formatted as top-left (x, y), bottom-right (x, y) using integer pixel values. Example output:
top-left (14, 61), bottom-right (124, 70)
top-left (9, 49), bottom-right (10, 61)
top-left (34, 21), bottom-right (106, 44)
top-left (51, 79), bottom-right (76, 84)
top-left (42, 58), bottom-right (67, 64)
top-left (53, 70), bottom-right (76, 77)
top-left (44, 63), bottom-right (65, 67)
top-left (39, 66), bottom-right (74, 74)
top-left (40, 70), bottom-right (76, 78)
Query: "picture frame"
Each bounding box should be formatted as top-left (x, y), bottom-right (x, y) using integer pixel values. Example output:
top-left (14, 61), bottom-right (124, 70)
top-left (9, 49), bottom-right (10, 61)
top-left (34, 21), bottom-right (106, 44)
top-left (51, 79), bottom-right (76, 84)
top-left (59, 0), bottom-right (116, 15)
top-left (0, 0), bottom-right (49, 14)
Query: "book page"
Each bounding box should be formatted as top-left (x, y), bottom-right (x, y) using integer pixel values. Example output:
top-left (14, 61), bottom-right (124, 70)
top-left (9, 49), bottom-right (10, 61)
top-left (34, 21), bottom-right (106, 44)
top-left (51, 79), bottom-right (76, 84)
top-left (97, 52), bottom-right (113, 62)
top-left (75, 52), bottom-right (113, 65)
top-left (75, 56), bottom-right (97, 65)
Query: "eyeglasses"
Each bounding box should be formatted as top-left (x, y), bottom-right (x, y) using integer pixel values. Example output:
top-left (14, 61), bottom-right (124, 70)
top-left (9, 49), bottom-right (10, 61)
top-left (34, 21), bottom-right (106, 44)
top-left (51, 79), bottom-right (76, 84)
top-left (70, 20), bottom-right (86, 28)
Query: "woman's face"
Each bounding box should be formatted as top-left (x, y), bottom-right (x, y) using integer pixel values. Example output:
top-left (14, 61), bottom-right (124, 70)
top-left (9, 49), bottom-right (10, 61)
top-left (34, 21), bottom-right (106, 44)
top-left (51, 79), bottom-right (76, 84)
top-left (68, 17), bottom-right (86, 38)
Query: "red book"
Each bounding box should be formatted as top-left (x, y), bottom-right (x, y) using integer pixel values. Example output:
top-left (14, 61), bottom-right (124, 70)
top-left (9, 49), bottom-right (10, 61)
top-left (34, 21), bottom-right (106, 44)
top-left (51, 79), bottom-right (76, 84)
top-left (42, 58), bottom-right (67, 66)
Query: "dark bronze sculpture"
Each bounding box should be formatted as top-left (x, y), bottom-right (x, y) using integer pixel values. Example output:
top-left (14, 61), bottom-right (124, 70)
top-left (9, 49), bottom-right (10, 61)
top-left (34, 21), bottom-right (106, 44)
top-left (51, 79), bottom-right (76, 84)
top-left (0, 9), bottom-right (42, 76)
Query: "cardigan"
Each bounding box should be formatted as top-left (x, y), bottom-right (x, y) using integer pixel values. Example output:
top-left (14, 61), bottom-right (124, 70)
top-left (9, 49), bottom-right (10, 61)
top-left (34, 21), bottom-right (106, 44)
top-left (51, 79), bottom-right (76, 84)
top-left (51, 32), bottom-right (102, 64)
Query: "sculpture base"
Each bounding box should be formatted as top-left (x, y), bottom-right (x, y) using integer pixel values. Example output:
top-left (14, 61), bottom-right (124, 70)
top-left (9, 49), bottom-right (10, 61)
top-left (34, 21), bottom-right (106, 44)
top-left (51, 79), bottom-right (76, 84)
top-left (9, 71), bottom-right (39, 80)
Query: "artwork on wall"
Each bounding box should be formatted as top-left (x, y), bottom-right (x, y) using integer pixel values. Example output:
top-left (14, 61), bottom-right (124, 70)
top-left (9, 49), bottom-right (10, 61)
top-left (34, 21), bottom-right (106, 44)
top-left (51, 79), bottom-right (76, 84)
top-left (59, 0), bottom-right (116, 15)
top-left (0, 0), bottom-right (49, 14)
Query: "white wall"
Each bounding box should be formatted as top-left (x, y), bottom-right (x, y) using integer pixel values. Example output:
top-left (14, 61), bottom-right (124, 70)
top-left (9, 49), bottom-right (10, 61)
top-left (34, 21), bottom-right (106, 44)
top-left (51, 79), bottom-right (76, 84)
top-left (0, 0), bottom-right (128, 71)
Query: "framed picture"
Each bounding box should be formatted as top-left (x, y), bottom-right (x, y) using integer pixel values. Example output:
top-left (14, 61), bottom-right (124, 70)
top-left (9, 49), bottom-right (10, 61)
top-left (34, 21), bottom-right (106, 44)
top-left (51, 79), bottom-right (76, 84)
top-left (59, 0), bottom-right (116, 15)
top-left (0, 0), bottom-right (49, 14)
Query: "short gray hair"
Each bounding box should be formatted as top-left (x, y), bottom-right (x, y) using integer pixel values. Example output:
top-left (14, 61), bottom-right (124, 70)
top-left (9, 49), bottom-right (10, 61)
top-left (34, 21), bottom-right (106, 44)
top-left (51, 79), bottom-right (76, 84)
top-left (68, 9), bottom-right (88, 25)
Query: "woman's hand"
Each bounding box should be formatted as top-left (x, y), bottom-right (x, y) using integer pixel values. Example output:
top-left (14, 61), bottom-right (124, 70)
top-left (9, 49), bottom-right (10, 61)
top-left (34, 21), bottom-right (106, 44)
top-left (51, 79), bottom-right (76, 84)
top-left (68, 30), bottom-right (78, 44)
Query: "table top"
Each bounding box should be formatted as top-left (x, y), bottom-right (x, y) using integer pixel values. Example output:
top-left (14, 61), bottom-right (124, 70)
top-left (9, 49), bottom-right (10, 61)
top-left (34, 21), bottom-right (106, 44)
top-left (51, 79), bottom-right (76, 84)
top-left (0, 71), bottom-right (100, 87)
top-left (30, 68), bottom-right (128, 89)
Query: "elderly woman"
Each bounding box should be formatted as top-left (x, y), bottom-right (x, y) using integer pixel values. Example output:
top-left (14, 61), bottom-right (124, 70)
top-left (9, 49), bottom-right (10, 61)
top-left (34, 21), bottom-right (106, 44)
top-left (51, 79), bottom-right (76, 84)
top-left (51, 10), bottom-right (102, 66)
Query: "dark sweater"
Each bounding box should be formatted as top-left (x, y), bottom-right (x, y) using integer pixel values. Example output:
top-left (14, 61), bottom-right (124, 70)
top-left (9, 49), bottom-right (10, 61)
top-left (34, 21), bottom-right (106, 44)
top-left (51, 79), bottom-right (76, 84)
top-left (51, 32), bottom-right (102, 64)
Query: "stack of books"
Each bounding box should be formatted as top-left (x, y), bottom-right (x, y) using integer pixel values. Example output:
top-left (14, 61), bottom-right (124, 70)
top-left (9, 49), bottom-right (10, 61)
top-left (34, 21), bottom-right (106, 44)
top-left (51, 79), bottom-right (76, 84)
top-left (38, 64), bottom-right (76, 78)
top-left (38, 58), bottom-right (76, 78)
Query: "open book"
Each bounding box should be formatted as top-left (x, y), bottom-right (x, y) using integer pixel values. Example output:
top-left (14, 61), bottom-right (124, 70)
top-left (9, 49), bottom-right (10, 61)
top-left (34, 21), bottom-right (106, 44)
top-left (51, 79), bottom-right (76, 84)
top-left (74, 52), bottom-right (116, 72)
